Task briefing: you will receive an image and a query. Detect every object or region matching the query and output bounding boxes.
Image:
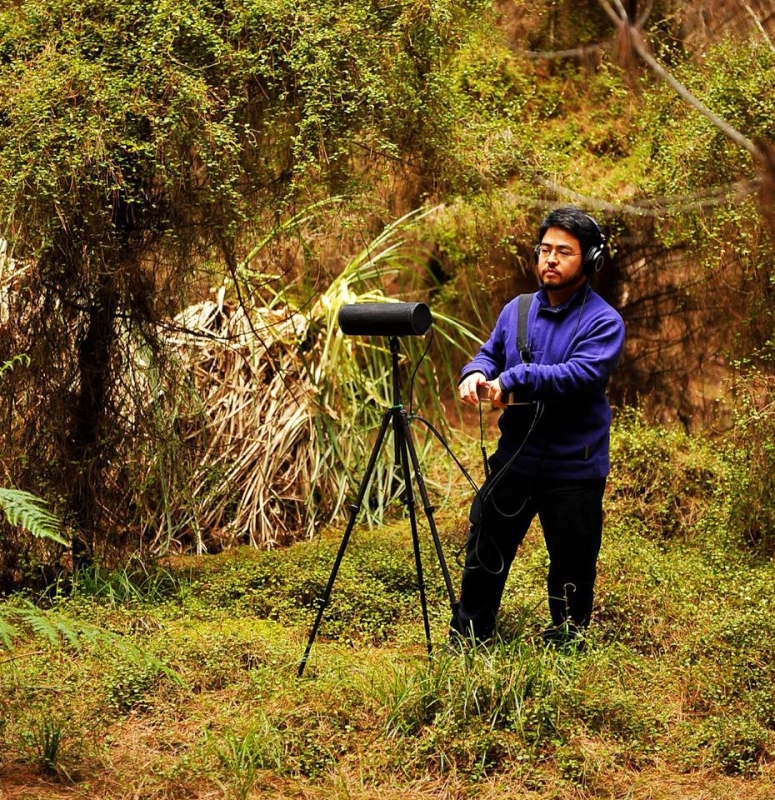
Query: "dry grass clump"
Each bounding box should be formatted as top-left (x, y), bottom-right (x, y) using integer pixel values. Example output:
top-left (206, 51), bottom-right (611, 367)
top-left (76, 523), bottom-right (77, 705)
top-left (166, 298), bottom-right (325, 549)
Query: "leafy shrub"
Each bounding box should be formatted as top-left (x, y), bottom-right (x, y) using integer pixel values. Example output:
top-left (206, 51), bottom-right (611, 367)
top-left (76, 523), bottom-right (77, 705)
top-left (677, 713), bottom-right (770, 776)
top-left (608, 409), bottom-right (721, 539)
top-left (0, 0), bottom-right (486, 561)
top-left (166, 627), bottom-right (271, 693)
top-left (189, 532), bottom-right (424, 643)
top-left (724, 368), bottom-right (775, 553)
top-left (103, 653), bottom-right (164, 714)
top-left (681, 603), bottom-right (775, 723)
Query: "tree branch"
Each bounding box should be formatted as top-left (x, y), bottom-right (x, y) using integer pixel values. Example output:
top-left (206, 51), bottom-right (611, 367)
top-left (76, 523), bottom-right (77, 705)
top-left (533, 177), bottom-right (760, 217)
top-left (736, 0), bottom-right (775, 54)
top-left (596, 0), bottom-right (766, 161)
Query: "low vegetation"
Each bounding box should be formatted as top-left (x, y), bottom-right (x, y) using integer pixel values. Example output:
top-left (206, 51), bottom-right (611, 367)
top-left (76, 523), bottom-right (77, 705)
top-left (2, 399), bottom-right (775, 799)
top-left (1, 2), bottom-right (775, 797)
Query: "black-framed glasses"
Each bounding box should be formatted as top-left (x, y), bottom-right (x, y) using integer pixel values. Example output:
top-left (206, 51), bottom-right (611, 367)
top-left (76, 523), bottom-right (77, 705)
top-left (537, 244), bottom-right (581, 260)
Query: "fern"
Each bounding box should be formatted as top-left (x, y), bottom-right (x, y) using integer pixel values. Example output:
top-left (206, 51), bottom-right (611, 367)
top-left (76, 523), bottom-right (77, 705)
top-left (0, 487), bottom-right (68, 545)
top-left (0, 601), bottom-right (100, 649)
top-left (0, 601), bottom-right (185, 689)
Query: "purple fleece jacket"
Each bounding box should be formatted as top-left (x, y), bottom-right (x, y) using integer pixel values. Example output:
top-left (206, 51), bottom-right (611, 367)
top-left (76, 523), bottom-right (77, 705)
top-left (460, 285), bottom-right (625, 479)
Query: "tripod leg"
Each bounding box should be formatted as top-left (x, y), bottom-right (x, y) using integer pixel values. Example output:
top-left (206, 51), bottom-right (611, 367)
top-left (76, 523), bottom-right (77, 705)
top-left (394, 411), bottom-right (433, 656)
top-left (297, 409), bottom-right (393, 678)
top-left (398, 411), bottom-right (459, 628)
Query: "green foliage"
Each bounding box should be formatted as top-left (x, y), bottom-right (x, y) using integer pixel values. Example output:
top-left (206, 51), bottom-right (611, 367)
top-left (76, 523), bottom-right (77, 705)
top-left (639, 36), bottom-right (775, 264)
top-left (677, 713), bottom-right (769, 776)
top-left (379, 639), bottom-right (581, 746)
top-left (0, 0), bottom-right (497, 258)
top-left (209, 714), bottom-right (286, 799)
top-left (723, 367), bottom-right (775, 552)
top-left (102, 651), bottom-right (164, 714)
top-left (0, 0), bottom-right (493, 559)
top-left (190, 532), bottom-right (423, 643)
top-left (0, 599), bottom-right (108, 650)
top-left (608, 408), bottom-right (722, 540)
top-left (0, 354), bottom-right (30, 377)
top-left (68, 560), bottom-right (187, 606)
top-left (4, 1), bottom-right (775, 792)
top-left (644, 37), bottom-right (775, 195)
top-left (22, 713), bottom-right (67, 776)
top-left (5, 404), bottom-right (775, 794)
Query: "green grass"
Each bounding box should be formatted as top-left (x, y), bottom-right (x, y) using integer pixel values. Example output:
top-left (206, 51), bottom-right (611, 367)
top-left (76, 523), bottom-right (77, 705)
top-left (2, 414), bottom-right (775, 798)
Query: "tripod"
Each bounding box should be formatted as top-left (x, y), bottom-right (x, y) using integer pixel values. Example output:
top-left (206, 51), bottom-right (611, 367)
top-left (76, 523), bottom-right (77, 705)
top-left (297, 336), bottom-right (458, 677)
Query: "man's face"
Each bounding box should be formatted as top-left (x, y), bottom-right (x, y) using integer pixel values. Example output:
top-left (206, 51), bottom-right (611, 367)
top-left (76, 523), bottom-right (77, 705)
top-left (536, 227), bottom-right (586, 294)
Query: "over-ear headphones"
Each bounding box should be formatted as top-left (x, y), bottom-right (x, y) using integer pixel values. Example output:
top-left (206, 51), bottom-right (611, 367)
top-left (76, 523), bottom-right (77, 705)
top-left (583, 214), bottom-right (606, 275)
top-left (533, 212), bottom-right (606, 275)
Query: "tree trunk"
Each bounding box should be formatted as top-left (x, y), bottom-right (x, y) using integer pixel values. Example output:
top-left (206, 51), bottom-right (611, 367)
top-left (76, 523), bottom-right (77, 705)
top-left (68, 277), bottom-right (118, 567)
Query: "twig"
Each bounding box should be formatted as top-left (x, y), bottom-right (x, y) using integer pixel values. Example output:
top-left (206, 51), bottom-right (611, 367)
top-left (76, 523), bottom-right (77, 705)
top-left (0, 649), bottom-right (46, 665)
top-left (515, 43), bottom-right (604, 60)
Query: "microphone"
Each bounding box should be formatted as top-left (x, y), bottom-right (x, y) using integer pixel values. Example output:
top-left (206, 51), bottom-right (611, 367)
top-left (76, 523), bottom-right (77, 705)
top-left (338, 302), bottom-right (432, 337)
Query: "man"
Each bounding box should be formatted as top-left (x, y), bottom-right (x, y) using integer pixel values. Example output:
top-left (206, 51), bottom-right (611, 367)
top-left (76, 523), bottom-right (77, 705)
top-left (451, 206), bottom-right (625, 646)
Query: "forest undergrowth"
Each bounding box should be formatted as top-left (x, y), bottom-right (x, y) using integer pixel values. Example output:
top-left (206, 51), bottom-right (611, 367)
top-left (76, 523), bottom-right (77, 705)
top-left (2, 409), bottom-right (775, 799)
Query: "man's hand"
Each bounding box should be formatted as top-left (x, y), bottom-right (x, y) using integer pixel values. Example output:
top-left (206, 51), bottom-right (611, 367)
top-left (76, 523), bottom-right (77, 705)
top-left (458, 372), bottom-right (487, 406)
top-left (488, 380), bottom-right (507, 409)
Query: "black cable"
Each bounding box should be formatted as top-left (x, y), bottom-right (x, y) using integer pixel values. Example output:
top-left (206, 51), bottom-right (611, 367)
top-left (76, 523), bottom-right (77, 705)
top-left (411, 399), bottom-right (544, 575)
top-left (406, 327), bottom-right (434, 416)
top-left (459, 401), bottom-right (545, 575)
top-left (468, 401), bottom-right (543, 502)
top-left (410, 412), bottom-right (499, 572)
top-left (410, 413), bottom-right (482, 499)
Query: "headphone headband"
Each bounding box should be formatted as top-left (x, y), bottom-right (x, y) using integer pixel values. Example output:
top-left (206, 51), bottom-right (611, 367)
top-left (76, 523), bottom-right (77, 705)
top-left (534, 210), bottom-right (606, 275)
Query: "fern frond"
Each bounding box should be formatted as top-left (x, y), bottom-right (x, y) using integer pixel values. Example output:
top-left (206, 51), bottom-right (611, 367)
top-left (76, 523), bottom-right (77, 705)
top-left (0, 614), bottom-right (19, 648)
top-left (0, 488), bottom-right (68, 545)
top-left (0, 602), bottom-right (185, 693)
top-left (19, 604), bottom-right (64, 646)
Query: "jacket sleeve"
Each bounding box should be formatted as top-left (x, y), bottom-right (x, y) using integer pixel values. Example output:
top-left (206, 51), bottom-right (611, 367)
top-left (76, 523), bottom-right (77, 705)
top-left (498, 313), bottom-right (625, 402)
top-left (458, 301), bottom-right (513, 383)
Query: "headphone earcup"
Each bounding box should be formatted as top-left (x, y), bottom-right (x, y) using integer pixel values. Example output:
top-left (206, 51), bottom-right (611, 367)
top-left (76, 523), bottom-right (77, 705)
top-left (584, 244), bottom-right (605, 274)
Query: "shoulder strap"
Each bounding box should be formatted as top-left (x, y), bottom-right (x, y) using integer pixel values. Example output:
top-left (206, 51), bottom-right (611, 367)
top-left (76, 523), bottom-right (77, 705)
top-left (516, 292), bottom-right (535, 363)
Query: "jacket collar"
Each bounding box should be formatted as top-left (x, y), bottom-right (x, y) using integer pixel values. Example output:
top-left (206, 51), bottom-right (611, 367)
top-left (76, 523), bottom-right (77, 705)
top-left (537, 283), bottom-right (591, 314)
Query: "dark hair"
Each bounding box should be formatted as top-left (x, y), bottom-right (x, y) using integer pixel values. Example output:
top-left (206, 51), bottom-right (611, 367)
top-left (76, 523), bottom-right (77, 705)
top-left (537, 205), bottom-right (605, 263)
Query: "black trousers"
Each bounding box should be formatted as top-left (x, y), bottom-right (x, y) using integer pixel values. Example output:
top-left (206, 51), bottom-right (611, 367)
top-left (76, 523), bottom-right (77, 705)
top-left (451, 463), bottom-right (606, 641)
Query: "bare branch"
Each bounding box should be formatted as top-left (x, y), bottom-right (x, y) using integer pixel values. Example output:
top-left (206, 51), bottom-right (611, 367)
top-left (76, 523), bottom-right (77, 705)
top-left (515, 43), bottom-right (604, 61)
top-left (635, 0), bottom-right (656, 29)
top-left (533, 177), bottom-right (760, 217)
